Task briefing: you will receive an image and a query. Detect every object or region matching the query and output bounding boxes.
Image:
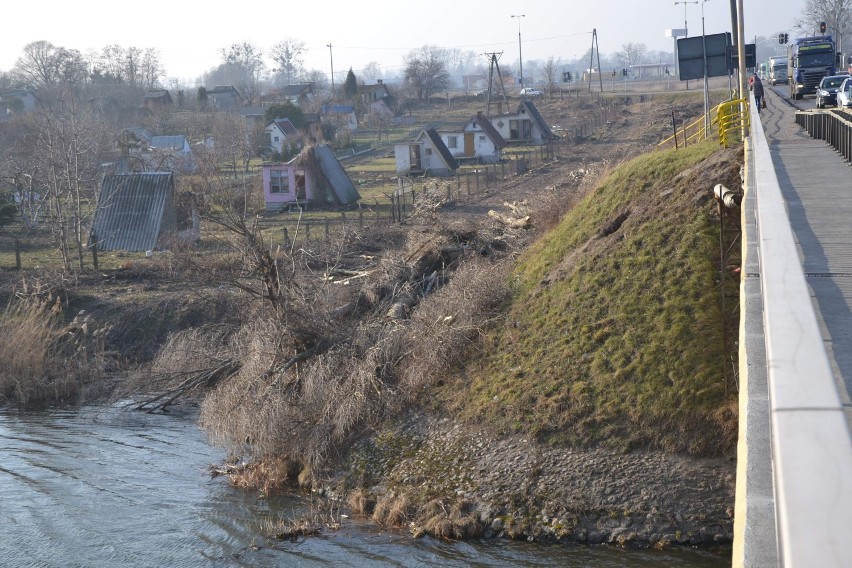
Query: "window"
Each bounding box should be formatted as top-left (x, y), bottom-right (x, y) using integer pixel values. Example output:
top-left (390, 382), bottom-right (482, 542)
top-left (509, 119), bottom-right (532, 140)
top-left (480, 135), bottom-right (486, 141)
top-left (270, 169), bottom-right (289, 194)
top-left (425, 148), bottom-right (432, 155)
top-left (447, 136), bottom-right (458, 149)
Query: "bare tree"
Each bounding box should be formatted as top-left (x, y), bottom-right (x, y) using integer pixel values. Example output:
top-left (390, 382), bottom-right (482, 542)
top-left (13, 89), bottom-right (105, 271)
top-left (618, 42), bottom-right (647, 70)
top-left (270, 39), bottom-right (306, 86)
top-left (361, 62), bottom-right (383, 82)
top-left (541, 57), bottom-right (561, 96)
top-left (797, 0), bottom-right (852, 42)
top-left (220, 42), bottom-right (265, 105)
top-left (12, 41), bottom-right (88, 88)
top-left (404, 46), bottom-right (450, 100)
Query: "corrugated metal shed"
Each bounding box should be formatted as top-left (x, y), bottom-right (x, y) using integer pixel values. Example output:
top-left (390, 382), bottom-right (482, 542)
top-left (314, 145), bottom-right (361, 205)
top-left (91, 172), bottom-right (176, 252)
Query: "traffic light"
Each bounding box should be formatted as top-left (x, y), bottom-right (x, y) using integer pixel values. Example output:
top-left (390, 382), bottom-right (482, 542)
top-left (779, 33), bottom-right (785, 44)
top-left (820, 21), bottom-right (827, 33)
top-left (622, 69), bottom-right (628, 76)
top-left (785, 33), bottom-right (789, 43)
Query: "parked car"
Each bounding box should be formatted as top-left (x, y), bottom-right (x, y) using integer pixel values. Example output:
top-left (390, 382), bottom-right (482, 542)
top-left (837, 77), bottom-right (852, 107)
top-left (519, 88), bottom-right (544, 97)
top-left (815, 74), bottom-right (851, 108)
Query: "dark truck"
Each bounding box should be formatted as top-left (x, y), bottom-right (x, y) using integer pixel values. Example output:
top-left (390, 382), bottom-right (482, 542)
top-left (788, 35), bottom-right (839, 99)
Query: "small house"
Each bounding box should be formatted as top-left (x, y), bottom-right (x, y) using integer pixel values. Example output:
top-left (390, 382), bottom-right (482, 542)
top-left (321, 103), bottom-right (358, 131)
top-left (262, 144), bottom-right (361, 212)
top-left (142, 89), bottom-right (173, 109)
top-left (206, 85), bottom-right (244, 110)
top-left (439, 112), bottom-right (506, 164)
top-left (487, 100), bottom-right (557, 145)
top-left (280, 83), bottom-right (316, 107)
top-left (264, 118), bottom-right (301, 156)
top-left (91, 172), bottom-right (177, 252)
top-left (394, 128), bottom-right (459, 176)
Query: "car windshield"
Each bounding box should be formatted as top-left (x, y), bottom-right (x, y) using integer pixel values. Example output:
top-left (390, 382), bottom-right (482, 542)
top-left (821, 76), bottom-right (849, 88)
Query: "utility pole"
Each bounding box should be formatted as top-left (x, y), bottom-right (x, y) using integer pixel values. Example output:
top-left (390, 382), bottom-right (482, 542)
top-left (327, 43), bottom-right (335, 98)
top-left (588, 28), bottom-right (604, 93)
top-left (484, 52), bottom-right (509, 115)
top-left (675, 0), bottom-right (698, 89)
top-left (511, 14), bottom-right (525, 91)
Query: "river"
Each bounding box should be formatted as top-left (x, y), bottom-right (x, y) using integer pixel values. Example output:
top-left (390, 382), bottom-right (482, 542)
top-left (0, 405), bottom-right (730, 567)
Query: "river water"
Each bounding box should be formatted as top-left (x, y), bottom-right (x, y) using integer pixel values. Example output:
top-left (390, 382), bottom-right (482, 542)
top-left (0, 405), bottom-right (730, 567)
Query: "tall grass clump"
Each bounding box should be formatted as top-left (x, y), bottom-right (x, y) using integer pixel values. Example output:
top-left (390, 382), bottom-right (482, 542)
top-left (0, 282), bottom-right (109, 406)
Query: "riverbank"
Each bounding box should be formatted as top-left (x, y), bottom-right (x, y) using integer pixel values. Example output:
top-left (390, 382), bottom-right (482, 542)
top-left (335, 413), bottom-right (735, 549)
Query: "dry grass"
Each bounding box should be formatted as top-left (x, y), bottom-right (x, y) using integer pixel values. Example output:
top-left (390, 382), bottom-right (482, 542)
top-left (0, 279), bottom-right (109, 406)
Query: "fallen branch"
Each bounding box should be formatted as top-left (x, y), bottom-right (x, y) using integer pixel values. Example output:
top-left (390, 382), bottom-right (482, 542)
top-left (134, 358), bottom-right (242, 412)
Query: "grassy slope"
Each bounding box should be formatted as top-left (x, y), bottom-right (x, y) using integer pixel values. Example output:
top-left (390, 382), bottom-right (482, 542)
top-left (443, 139), bottom-right (740, 456)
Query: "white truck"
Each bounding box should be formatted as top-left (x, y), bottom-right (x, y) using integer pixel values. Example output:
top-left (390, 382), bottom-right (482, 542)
top-left (767, 56), bottom-right (788, 85)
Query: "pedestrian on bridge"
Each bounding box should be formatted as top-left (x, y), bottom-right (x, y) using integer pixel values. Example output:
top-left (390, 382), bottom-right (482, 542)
top-left (750, 73), bottom-right (765, 113)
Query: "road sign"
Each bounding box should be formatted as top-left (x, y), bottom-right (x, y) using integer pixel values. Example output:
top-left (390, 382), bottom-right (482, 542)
top-left (677, 32), bottom-right (732, 80)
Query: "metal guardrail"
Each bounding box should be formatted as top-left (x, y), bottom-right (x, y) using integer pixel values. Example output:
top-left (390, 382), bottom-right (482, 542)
top-left (717, 98), bottom-right (749, 148)
top-left (657, 98), bottom-right (750, 150)
top-left (750, 97), bottom-right (852, 567)
top-left (794, 110), bottom-right (852, 163)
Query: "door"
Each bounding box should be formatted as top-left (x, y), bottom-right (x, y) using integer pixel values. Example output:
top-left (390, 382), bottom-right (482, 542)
top-left (408, 144), bottom-right (422, 171)
top-left (464, 132), bottom-right (475, 157)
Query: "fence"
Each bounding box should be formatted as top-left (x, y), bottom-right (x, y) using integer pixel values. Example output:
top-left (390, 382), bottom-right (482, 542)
top-left (795, 110), bottom-right (852, 163)
top-left (257, 137), bottom-right (579, 249)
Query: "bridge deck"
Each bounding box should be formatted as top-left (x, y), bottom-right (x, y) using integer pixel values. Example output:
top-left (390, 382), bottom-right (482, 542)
top-left (760, 92), bottom-right (852, 416)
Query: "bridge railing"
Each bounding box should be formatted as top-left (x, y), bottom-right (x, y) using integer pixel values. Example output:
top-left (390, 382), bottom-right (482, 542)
top-left (750, 97), bottom-right (852, 566)
top-left (794, 110), bottom-right (852, 163)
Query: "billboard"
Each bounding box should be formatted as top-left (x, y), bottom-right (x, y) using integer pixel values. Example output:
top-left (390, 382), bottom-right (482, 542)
top-left (677, 32), bottom-right (732, 80)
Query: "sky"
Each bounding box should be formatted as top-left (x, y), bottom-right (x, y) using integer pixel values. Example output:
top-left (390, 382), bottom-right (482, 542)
top-left (1, 0), bottom-right (806, 84)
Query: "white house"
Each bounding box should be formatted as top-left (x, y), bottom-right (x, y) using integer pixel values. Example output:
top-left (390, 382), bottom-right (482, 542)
top-left (487, 100), bottom-right (558, 145)
top-left (321, 104), bottom-right (358, 131)
top-left (394, 128), bottom-right (459, 176)
top-left (439, 112), bottom-right (507, 164)
top-left (264, 118), bottom-right (300, 156)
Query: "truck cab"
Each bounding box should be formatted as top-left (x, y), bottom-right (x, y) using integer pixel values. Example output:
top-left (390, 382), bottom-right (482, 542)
top-left (788, 35), bottom-right (838, 99)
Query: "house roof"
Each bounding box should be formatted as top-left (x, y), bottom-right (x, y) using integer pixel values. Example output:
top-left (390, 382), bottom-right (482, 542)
top-left (517, 100), bottom-right (557, 140)
top-left (470, 113), bottom-right (507, 149)
top-left (91, 172), bottom-right (174, 252)
top-left (358, 83), bottom-right (390, 94)
top-left (422, 128), bottom-right (459, 171)
top-left (122, 127), bottom-right (155, 143)
top-left (286, 144), bottom-right (361, 205)
top-left (150, 135), bottom-right (189, 150)
top-left (313, 145), bottom-right (361, 205)
top-left (207, 85), bottom-right (241, 95)
top-left (322, 104), bottom-right (355, 114)
top-left (144, 89), bottom-right (171, 101)
top-left (269, 118), bottom-right (298, 136)
top-left (280, 84), bottom-right (314, 97)
top-left (239, 106), bottom-right (265, 117)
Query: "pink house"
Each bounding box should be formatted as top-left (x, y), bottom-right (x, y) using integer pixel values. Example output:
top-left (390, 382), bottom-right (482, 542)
top-left (262, 144), bottom-right (361, 212)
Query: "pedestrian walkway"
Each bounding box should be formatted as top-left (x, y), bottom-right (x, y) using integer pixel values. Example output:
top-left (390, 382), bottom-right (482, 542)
top-left (761, 90), bottom-right (852, 414)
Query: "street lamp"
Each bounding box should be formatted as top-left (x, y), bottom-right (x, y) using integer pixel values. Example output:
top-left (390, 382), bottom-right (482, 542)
top-left (675, 0), bottom-right (698, 89)
top-left (511, 14), bottom-right (526, 91)
top-left (327, 43), bottom-right (335, 98)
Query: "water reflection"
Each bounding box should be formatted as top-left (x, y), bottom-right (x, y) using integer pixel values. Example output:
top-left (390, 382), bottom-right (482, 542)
top-left (0, 406), bottom-right (729, 567)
